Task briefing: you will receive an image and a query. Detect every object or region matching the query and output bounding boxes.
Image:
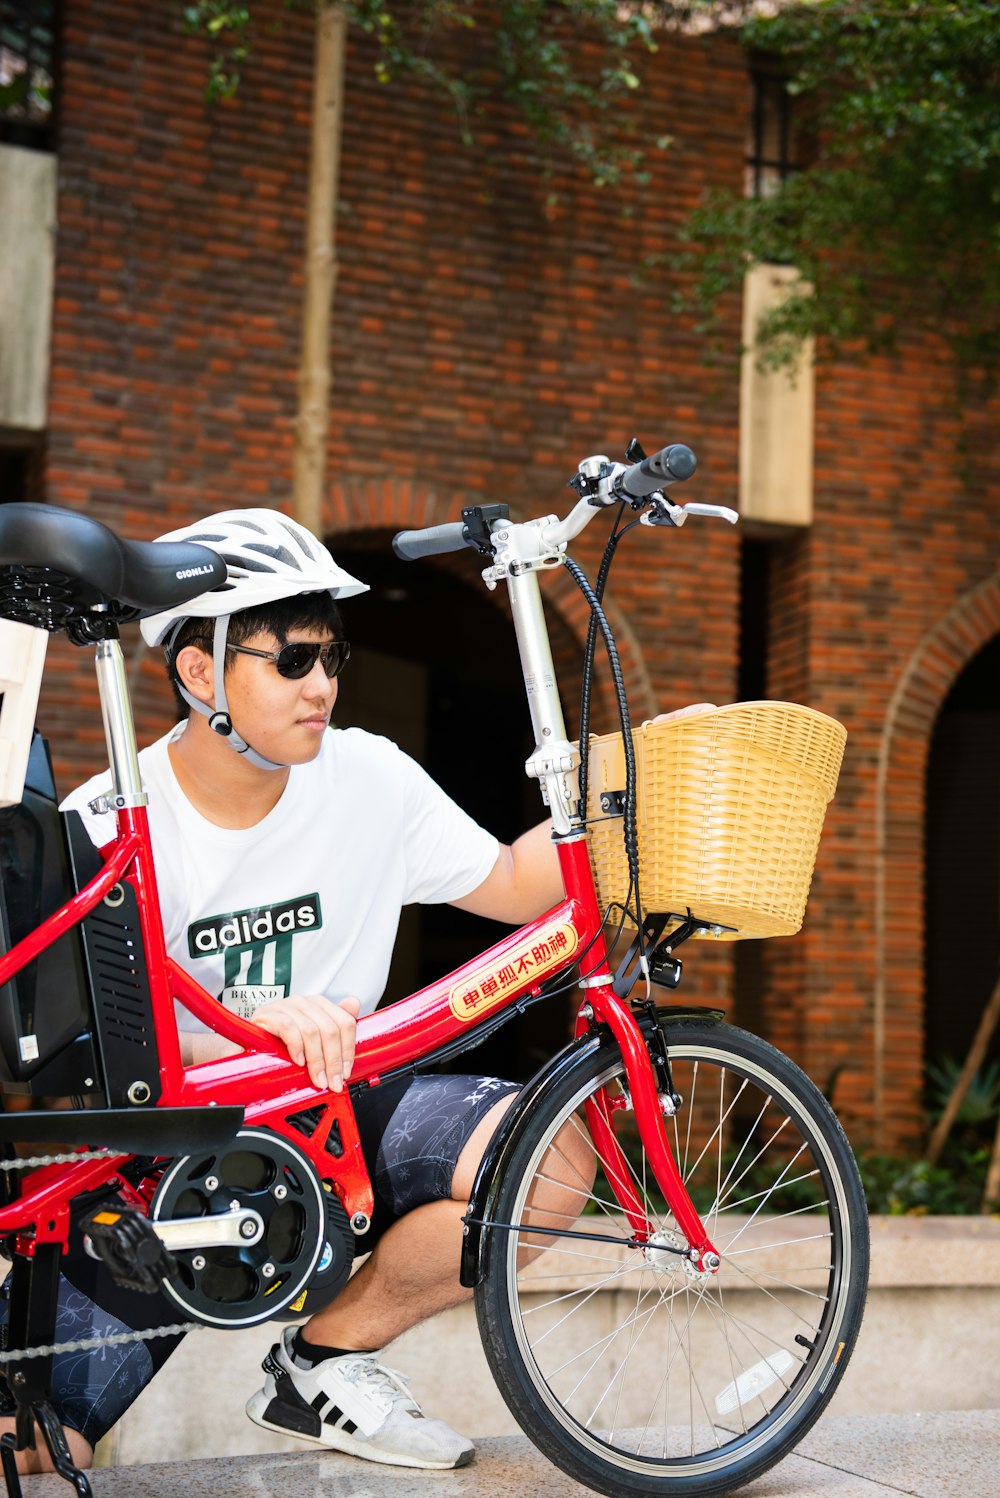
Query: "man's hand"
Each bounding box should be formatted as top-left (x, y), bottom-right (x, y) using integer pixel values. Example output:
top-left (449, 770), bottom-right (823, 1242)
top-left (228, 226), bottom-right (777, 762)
top-left (650, 703), bottom-right (718, 724)
top-left (251, 994), bottom-right (361, 1092)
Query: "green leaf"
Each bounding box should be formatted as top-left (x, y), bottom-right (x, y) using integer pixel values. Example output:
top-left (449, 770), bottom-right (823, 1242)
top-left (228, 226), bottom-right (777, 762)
top-left (0, 72), bottom-right (28, 110)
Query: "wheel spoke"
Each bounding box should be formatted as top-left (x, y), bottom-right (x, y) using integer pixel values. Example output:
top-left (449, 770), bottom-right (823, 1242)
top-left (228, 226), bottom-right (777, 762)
top-left (701, 1280), bottom-right (815, 1360)
top-left (717, 1171), bottom-right (826, 1215)
top-left (606, 1274), bottom-right (649, 1440)
top-left (583, 1284), bottom-right (671, 1433)
top-left (520, 1259), bottom-right (641, 1321)
top-left (545, 1284), bottom-right (665, 1385)
top-left (721, 1252), bottom-right (834, 1332)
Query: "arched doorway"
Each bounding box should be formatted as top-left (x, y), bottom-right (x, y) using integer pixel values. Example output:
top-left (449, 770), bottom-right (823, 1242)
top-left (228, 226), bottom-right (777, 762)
top-left (924, 633), bottom-right (1000, 1084)
top-left (332, 533), bottom-right (582, 1080)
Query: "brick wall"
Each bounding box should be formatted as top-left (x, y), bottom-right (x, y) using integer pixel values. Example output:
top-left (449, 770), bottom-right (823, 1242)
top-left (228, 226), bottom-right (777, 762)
top-left (765, 350), bottom-right (1000, 1146)
top-left (34, 1), bottom-right (1000, 1150)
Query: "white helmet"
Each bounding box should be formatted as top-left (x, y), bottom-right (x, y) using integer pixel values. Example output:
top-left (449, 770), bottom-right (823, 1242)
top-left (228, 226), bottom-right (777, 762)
top-left (141, 508), bottom-right (368, 772)
top-left (140, 508), bottom-right (368, 647)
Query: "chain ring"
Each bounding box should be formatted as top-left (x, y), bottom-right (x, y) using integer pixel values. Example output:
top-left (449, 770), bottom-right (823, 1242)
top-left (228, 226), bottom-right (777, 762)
top-left (150, 1127), bottom-right (326, 1328)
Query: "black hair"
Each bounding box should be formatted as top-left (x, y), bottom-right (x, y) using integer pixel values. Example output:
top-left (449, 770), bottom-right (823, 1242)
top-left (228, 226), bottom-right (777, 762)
top-left (166, 592), bottom-right (345, 718)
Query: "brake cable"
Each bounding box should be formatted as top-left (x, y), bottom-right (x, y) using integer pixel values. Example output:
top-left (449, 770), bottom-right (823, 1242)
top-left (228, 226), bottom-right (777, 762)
top-left (570, 497), bottom-right (655, 995)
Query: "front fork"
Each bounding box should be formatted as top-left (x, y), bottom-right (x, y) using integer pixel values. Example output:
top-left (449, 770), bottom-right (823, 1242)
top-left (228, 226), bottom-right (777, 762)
top-left (577, 993), bottom-right (720, 1275)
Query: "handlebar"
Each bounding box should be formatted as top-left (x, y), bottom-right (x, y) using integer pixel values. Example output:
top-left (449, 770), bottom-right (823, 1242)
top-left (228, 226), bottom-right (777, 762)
top-left (392, 521), bottom-right (473, 562)
top-left (390, 441), bottom-right (735, 564)
top-left (616, 444), bottom-right (697, 499)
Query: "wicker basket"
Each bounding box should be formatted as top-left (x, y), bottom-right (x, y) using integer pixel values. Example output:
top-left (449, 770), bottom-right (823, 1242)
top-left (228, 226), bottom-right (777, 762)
top-left (584, 701), bottom-right (847, 939)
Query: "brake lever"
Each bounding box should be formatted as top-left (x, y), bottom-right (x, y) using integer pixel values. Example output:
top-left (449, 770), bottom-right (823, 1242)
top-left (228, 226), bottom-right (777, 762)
top-left (681, 503), bottom-right (740, 524)
top-left (640, 499), bottom-right (740, 529)
top-left (640, 497), bottom-right (685, 527)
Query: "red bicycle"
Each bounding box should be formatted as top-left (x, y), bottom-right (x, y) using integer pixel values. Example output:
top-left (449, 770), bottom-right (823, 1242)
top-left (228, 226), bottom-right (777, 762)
top-left (0, 442), bottom-right (868, 1498)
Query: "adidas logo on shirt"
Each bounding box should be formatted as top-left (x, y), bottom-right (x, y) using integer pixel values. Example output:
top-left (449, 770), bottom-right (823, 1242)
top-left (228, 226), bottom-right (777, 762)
top-left (188, 894), bottom-right (323, 955)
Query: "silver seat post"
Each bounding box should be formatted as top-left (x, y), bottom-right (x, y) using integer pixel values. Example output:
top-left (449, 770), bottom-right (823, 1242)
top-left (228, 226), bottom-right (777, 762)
top-left (505, 566), bottom-right (582, 837)
top-left (94, 637), bottom-right (147, 810)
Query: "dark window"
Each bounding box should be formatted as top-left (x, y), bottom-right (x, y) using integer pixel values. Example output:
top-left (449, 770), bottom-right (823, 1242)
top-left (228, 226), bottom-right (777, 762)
top-left (731, 537), bottom-right (770, 1036)
top-left (737, 536), bottom-right (769, 702)
top-left (0, 438), bottom-right (44, 504)
top-left (746, 70), bottom-right (799, 201)
top-left (0, 0), bottom-right (58, 151)
top-left (924, 635), bottom-right (1000, 1080)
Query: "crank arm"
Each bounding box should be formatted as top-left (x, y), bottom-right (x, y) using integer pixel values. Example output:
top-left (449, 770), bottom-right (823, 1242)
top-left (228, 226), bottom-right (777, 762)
top-left (150, 1208), bottom-right (264, 1251)
top-left (85, 1207), bottom-right (264, 1259)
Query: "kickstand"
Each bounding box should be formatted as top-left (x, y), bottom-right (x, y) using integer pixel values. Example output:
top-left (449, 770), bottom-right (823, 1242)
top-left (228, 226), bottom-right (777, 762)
top-left (1, 1408), bottom-right (92, 1498)
top-left (0, 1246), bottom-right (92, 1498)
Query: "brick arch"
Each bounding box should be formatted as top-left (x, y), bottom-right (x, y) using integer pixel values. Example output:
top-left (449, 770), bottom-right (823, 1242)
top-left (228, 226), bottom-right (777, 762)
top-left (324, 478), bottom-right (657, 734)
top-left (873, 570), bottom-right (1000, 1146)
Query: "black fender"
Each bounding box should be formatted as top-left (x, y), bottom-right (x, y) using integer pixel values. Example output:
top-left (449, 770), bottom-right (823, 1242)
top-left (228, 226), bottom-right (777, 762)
top-left (459, 1003), bottom-right (724, 1288)
top-left (460, 1028), bottom-right (604, 1288)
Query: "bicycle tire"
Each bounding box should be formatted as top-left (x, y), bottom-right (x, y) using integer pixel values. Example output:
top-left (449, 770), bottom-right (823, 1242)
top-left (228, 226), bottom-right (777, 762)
top-left (475, 1018), bottom-right (869, 1497)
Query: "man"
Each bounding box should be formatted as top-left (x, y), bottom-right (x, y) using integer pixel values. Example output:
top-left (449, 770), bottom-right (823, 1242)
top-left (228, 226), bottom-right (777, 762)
top-left (2, 507), bottom-right (583, 1475)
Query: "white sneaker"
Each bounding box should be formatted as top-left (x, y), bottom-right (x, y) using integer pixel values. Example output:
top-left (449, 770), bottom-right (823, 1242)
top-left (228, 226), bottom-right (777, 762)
top-left (245, 1327), bottom-right (475, 1470)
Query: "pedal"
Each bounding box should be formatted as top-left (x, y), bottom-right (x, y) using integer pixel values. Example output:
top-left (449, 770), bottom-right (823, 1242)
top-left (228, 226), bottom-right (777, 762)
top-left (80, 1205), bottom-right (179, 1294)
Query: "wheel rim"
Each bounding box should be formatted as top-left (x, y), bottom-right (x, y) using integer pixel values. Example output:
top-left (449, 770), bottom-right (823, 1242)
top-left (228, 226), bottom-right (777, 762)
top-left (500, 1041), bottom-right (858, 1478)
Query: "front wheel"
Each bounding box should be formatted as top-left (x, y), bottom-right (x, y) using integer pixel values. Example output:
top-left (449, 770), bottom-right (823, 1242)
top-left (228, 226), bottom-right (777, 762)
top-left (475, 1018), bottom-right (869, 1497)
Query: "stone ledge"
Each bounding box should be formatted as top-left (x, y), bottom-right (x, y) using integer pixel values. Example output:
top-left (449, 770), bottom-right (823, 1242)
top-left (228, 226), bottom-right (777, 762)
top-left (867, 1214), bottom-right (1000, 1288)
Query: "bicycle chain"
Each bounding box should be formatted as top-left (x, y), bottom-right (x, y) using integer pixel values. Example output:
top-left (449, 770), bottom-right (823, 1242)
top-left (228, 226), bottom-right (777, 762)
top-left (0, 1147), bottom-right (203, 1365)
top-left (0, 1149), bottom-right (118, 1173)
top-left (0, 1322), bottom-right (201, 1365)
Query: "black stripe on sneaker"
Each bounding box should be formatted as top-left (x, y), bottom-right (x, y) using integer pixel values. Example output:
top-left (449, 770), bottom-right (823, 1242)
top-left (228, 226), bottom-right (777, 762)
top-left (311, 1394), bottom-right (358, 1437)
top-left (261, 1394), bottom-right (321, 1439)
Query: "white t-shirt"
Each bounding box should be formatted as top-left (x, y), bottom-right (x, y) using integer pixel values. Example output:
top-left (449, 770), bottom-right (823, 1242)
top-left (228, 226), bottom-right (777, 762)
top-left (61, 726), bottom-right (499, 1030)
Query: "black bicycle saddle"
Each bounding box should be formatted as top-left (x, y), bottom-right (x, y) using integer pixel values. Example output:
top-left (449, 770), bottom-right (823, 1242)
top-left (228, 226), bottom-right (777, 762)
top-left (0, 503), bottom-right (227, 630)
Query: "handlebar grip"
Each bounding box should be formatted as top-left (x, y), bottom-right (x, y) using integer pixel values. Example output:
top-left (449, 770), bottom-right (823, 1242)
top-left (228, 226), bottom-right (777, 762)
top-left (392, 522), bottom-right (471, 562)
top-left (619, 444), bottom-right (697, 499)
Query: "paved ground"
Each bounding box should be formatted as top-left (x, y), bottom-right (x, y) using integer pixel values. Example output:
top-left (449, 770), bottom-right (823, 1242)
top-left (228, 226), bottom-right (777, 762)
top-left (17, 1409), bottom-right (999, 1497)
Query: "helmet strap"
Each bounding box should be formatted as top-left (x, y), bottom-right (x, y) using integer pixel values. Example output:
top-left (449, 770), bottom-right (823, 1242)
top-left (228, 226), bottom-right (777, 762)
top-left (169, 615), bottom-right (285, 773)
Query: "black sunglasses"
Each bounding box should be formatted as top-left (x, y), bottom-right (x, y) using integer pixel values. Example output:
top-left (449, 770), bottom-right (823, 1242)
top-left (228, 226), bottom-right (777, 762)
top-left (226, 639), bottom-right (351, 680)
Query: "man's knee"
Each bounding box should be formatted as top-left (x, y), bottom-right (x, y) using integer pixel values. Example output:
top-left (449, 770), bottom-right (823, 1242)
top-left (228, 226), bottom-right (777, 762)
top-left (65, 1424), bottom-right (95, 1470)
top-left (0, 1419), bottom-right (93, 1475)
top-left (451, 1093), bottom-right (518, 1201)
top-left (556, 1116), bottom-right (598, 1193)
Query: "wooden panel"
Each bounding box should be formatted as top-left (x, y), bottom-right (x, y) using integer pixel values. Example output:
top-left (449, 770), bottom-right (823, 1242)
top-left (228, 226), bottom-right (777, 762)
top-left (739, 264), bottom-right (814, 527)
top-left (0, 144), bottom-right (56, 431)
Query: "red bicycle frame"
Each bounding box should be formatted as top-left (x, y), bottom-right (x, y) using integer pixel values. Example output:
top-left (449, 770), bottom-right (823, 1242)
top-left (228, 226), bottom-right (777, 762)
top-left (0, 800), bottom-right (718, 1267)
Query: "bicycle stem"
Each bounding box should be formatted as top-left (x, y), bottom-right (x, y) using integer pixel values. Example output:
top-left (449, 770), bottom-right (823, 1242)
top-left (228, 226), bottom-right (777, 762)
top-left (494, 549), bottom-right (581, 837)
